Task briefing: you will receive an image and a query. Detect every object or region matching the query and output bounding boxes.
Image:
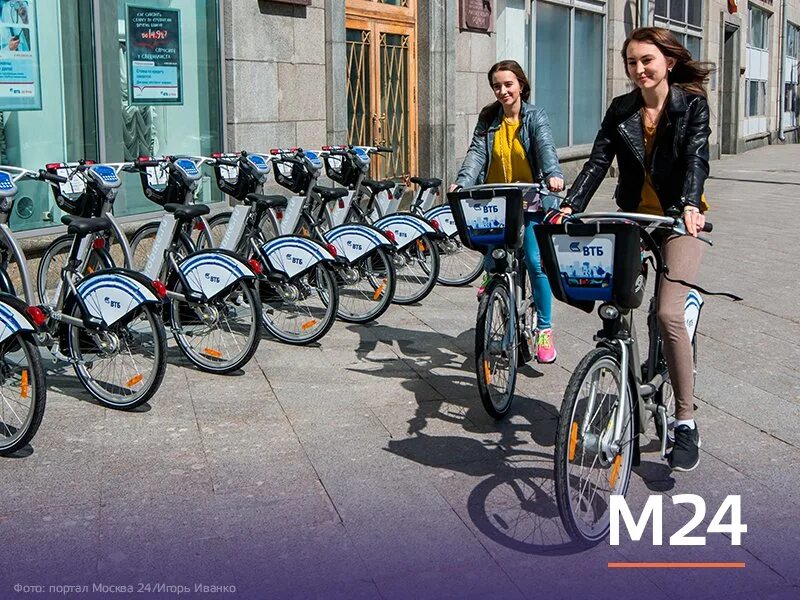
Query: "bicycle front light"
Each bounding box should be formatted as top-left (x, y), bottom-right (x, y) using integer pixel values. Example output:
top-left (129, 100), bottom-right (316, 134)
top-left (598, 303), bottom-right (619, 321)
top-left (491, 248), bottom-right (506, 260)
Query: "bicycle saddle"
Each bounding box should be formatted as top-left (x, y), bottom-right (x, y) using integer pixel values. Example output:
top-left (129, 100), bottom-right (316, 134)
top-left (361, 179), bottom-right (393, 194)
top-left (245, 193), bottom-right (288, 209)
top-left (61, 215), bottom-right (112, 237)
top-left (163, 203), bottom-right (211, 221)
top-left (410, 177), bottom-right (441, 190)
top-left (312, 186), bottom-right (349, 202)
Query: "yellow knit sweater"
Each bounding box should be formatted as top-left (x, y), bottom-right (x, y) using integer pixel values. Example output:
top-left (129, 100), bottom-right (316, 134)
top-left (486, 118), bottom-right (534, 184)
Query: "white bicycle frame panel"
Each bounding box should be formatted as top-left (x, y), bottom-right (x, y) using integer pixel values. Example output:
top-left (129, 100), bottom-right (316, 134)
top-left (323, 225), bottom-right (393, 263)
top-left (143, 214), bottom-right (178, 280)
top-left (325, 190), bottom-right (356, 228)
top-left (77, 272), bottom-right (159, 326)
top-left (278, 196), bottom-right (305, 236)
top-left (372, 213), bottom-right (436, 251)
top-left (219, 204), bottom-right (250, 251)
top-left (0, 301), bottom-right (34, 342)
top-left (260, 236), bottom-right (335, 279)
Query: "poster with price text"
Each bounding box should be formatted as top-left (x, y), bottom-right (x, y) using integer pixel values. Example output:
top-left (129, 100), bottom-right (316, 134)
top-left (126, 5), bottom-right (182, 105)
top-left (0, 0), bottom-right (41, 111)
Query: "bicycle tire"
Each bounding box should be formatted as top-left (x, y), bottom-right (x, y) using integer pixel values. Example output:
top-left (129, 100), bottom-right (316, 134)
top-left (436, 236), bottom-right (484, 286)
top-left (475, 277), bottom-right (517, 419)
top-left (554, 346), bottom-right (635, 545)
top-left (335, 247), bottom-right (396, 324)
top-left (391, 234), bottom-right (440, 305)
top-left (128, 222), bottom-right (162, 273)
top-left (169, 278), bottom-right (262, 374)
top-left (0, 333), bottom-right (46, 455)
top-left (67, 303), bottom-right (167, 410)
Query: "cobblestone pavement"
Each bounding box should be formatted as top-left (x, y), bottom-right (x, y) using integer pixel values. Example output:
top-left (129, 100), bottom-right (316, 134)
top-left (2, 145), bottom-right (799, 599)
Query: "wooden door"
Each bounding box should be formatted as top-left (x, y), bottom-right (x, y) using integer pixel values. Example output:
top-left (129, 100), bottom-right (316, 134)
top-left (346, 1), bottom-right (417, 180)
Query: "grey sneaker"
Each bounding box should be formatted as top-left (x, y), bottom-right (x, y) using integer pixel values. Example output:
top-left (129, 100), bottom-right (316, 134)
top-left (668, 424), bottom-right (701, 472)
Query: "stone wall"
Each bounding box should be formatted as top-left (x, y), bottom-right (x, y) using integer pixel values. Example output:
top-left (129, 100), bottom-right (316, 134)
top-left (223, 0), bottom-right (328, 154)
top-left (453, 29), bottom-right (496, 183)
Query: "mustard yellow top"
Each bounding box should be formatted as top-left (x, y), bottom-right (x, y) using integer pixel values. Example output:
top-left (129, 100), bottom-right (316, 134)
top-left (639, 114), bottom-right (709, 215)
top-left (486, 117), bottom-right (534, 184)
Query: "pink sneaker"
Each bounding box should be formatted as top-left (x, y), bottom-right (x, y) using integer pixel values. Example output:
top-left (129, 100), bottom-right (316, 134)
top-left (476, 273), bottom-right (491, 299)
top-left (535, 329), bottom-right (557, 364)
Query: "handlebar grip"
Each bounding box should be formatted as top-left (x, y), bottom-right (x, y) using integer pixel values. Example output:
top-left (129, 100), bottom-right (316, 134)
top-left (375, 146), bottom-right (393, 153)
top-left (215, 159), bottom-right (239, 167)
top-left (39, 170), bottom-right (67, 184)
top-left (702, 221), bottom-right (713, 233)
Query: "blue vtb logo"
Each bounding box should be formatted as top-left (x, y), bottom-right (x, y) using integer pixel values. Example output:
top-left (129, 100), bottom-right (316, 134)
top-left (397, 230), bottom-right (408, 238)
top-left (104, 296), bottom-right (121, 309)
top-left (204, 272), bottom-right (221, 283)
top-left (346, 240), bottom-right (363, 250)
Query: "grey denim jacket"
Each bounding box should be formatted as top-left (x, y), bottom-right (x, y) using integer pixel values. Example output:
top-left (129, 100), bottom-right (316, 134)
top-left (454, 101), bottom-right (563, 210)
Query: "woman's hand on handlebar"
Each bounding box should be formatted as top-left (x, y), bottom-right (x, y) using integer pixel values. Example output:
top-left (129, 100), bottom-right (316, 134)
top-left (682, 206), bottom-right (706, 237)
top-left (447, 183), bottom-right (460, 193)
top-left (546, 176), bottom-right (564, 193)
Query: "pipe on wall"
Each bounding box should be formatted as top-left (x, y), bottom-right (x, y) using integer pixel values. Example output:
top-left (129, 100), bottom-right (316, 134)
top-left (778, 0), bottom-right (788, 141)
top-left (640, 0), bottom-right (649, 27)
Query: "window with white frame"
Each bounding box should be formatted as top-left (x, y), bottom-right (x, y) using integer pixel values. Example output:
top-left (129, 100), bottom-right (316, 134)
top-left (533, 0), bottom-right (606, 148)
top-left (653, 0), bottom-right (703, 59)
top-left (745, 4), bottom-right (770, 133)
top-left (784, 22), bottom-right (800, 126)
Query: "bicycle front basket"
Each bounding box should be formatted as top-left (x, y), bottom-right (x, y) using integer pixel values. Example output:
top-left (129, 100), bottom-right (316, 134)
top-left (323, 154), bottom-right (359, 187)
top-left (536, 221), bottom-right (645, 311)
top-left (446, 186), bottom-right (525, 252)
top-left (46, 164), bottom-right (96, 217)
top-left (274, 159), bottom-right (311, 194)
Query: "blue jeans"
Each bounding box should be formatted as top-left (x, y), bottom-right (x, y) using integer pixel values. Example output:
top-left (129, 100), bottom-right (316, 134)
top-left (483, 211), bottom-right (553, 330)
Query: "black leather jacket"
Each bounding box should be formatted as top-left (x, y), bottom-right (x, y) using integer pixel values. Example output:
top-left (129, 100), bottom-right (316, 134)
top-left (563, 86), bottom-right (711, 214)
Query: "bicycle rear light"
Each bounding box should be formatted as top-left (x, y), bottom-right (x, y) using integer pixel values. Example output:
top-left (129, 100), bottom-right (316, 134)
top-left (92, 238), bottom-right (105, 250)
top-left (325, 243), bottom-right (338, 257)
top-left (151, 280), bottom-right (168, 299)
top-left (247, 259), bottom-right (263, 275)
top-left (383, 229), bottom-right (396, 243)
top-left (25, 306), bottom-right (47, 327)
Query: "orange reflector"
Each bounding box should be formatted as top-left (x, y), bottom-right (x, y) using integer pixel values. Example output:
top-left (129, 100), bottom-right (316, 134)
top-left (568, 422), bottom-right (579, 461)
top-left (86, 266), bottom-right (94, 274)
top-left (372, 279), bottom-right (387, 300)
top-left (203, 348), bottom-right (223, 359)
top-left (20, 369), bottom-right (28, 398)
top-left (483, 360), bottom-right (491, 384)
top-left (609, 454), bottom-right (622, 488)
top-left (299, 226), bottom-right (309, 237)
top-left (301, 319), bottom-right (318, 331)
top-left (417, 239), bottom-right (427, 252)
top-left (125, 374), bottom-right (144, 388)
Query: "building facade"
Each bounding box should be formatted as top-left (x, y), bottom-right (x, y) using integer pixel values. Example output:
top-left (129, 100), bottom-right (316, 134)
top-left (4, 0), bottom-right (800, 236)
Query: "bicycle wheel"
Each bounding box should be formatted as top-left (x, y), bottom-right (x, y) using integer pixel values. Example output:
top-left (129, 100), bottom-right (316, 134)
top-left (261, 263), bottom-right (339, 345)
top-left (258, 210), bottom-right (281, 243)
top-left (391, 235), bottom-right (440, 305)
top-left (335, 248), bottom-right (396, 324)
top-left (655, 335), bottom-right (698, 445)
top-left (37, 235), bottom-right (113, 306)
top-left (554, 346), bottom-right (635, 545)
top-left (202, 212), bottom-right (233, 250)
top-left (436, 236), bottom-right (484, 286)
top-left (67, 304), bottom-right (167, 409)
top-left (170, 279), bottom-right (262, 374)
top-left (0, 333), bottom-right (46, 455)
top-left (475, 277), bottom-right (517, 418)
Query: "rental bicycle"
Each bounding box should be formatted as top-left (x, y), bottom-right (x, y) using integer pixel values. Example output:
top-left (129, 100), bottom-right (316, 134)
top-left (0, 166), bottom-right (168, 410)
top-left (448, 184), bottom-right (541, 418)
top-left (537, 211), bottom-right (712, 545)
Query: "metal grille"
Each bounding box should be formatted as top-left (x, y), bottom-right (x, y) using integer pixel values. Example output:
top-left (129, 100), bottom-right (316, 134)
top-left (346, 28), bottom-right (371, 147)
top-left (380, 32), bottom-right (409, 179)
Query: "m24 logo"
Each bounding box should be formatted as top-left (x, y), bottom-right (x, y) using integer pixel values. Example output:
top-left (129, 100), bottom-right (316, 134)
top-left (610, 494), bottom-right (747, 546)
top-left (570, 242), bottom-right (604, 256)
top-left (104, 297), bottom-right (121, 309)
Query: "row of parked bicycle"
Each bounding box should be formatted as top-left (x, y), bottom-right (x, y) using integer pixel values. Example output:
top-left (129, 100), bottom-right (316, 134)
top-left (0, 145), bottom-right (484, 455)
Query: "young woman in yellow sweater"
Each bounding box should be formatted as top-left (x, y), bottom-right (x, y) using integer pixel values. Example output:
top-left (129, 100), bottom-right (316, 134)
top-left (451, 60), bottom-right (564, 363)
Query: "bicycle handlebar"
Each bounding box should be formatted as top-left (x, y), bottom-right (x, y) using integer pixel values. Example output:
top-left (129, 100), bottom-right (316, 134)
top-left (38, 170), bottom-right (67, 184)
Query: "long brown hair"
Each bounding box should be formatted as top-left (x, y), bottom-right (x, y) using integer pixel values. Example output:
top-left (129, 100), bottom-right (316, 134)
top-left (621, 27), bottom-right (713, 98)
top-left (478, 60), bottom-right (531, 124)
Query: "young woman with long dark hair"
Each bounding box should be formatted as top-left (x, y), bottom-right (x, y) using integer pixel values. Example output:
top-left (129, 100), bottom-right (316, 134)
top-left (559, 27), bottom-right (713, 471)
top-left (451, 60), bottom-right (564, 364)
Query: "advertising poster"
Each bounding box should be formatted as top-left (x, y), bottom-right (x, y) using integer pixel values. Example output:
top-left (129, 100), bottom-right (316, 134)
top-left (126, 5), bottom-right (182, 104)
top-left (0, 0), bottom-right (41, 111)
